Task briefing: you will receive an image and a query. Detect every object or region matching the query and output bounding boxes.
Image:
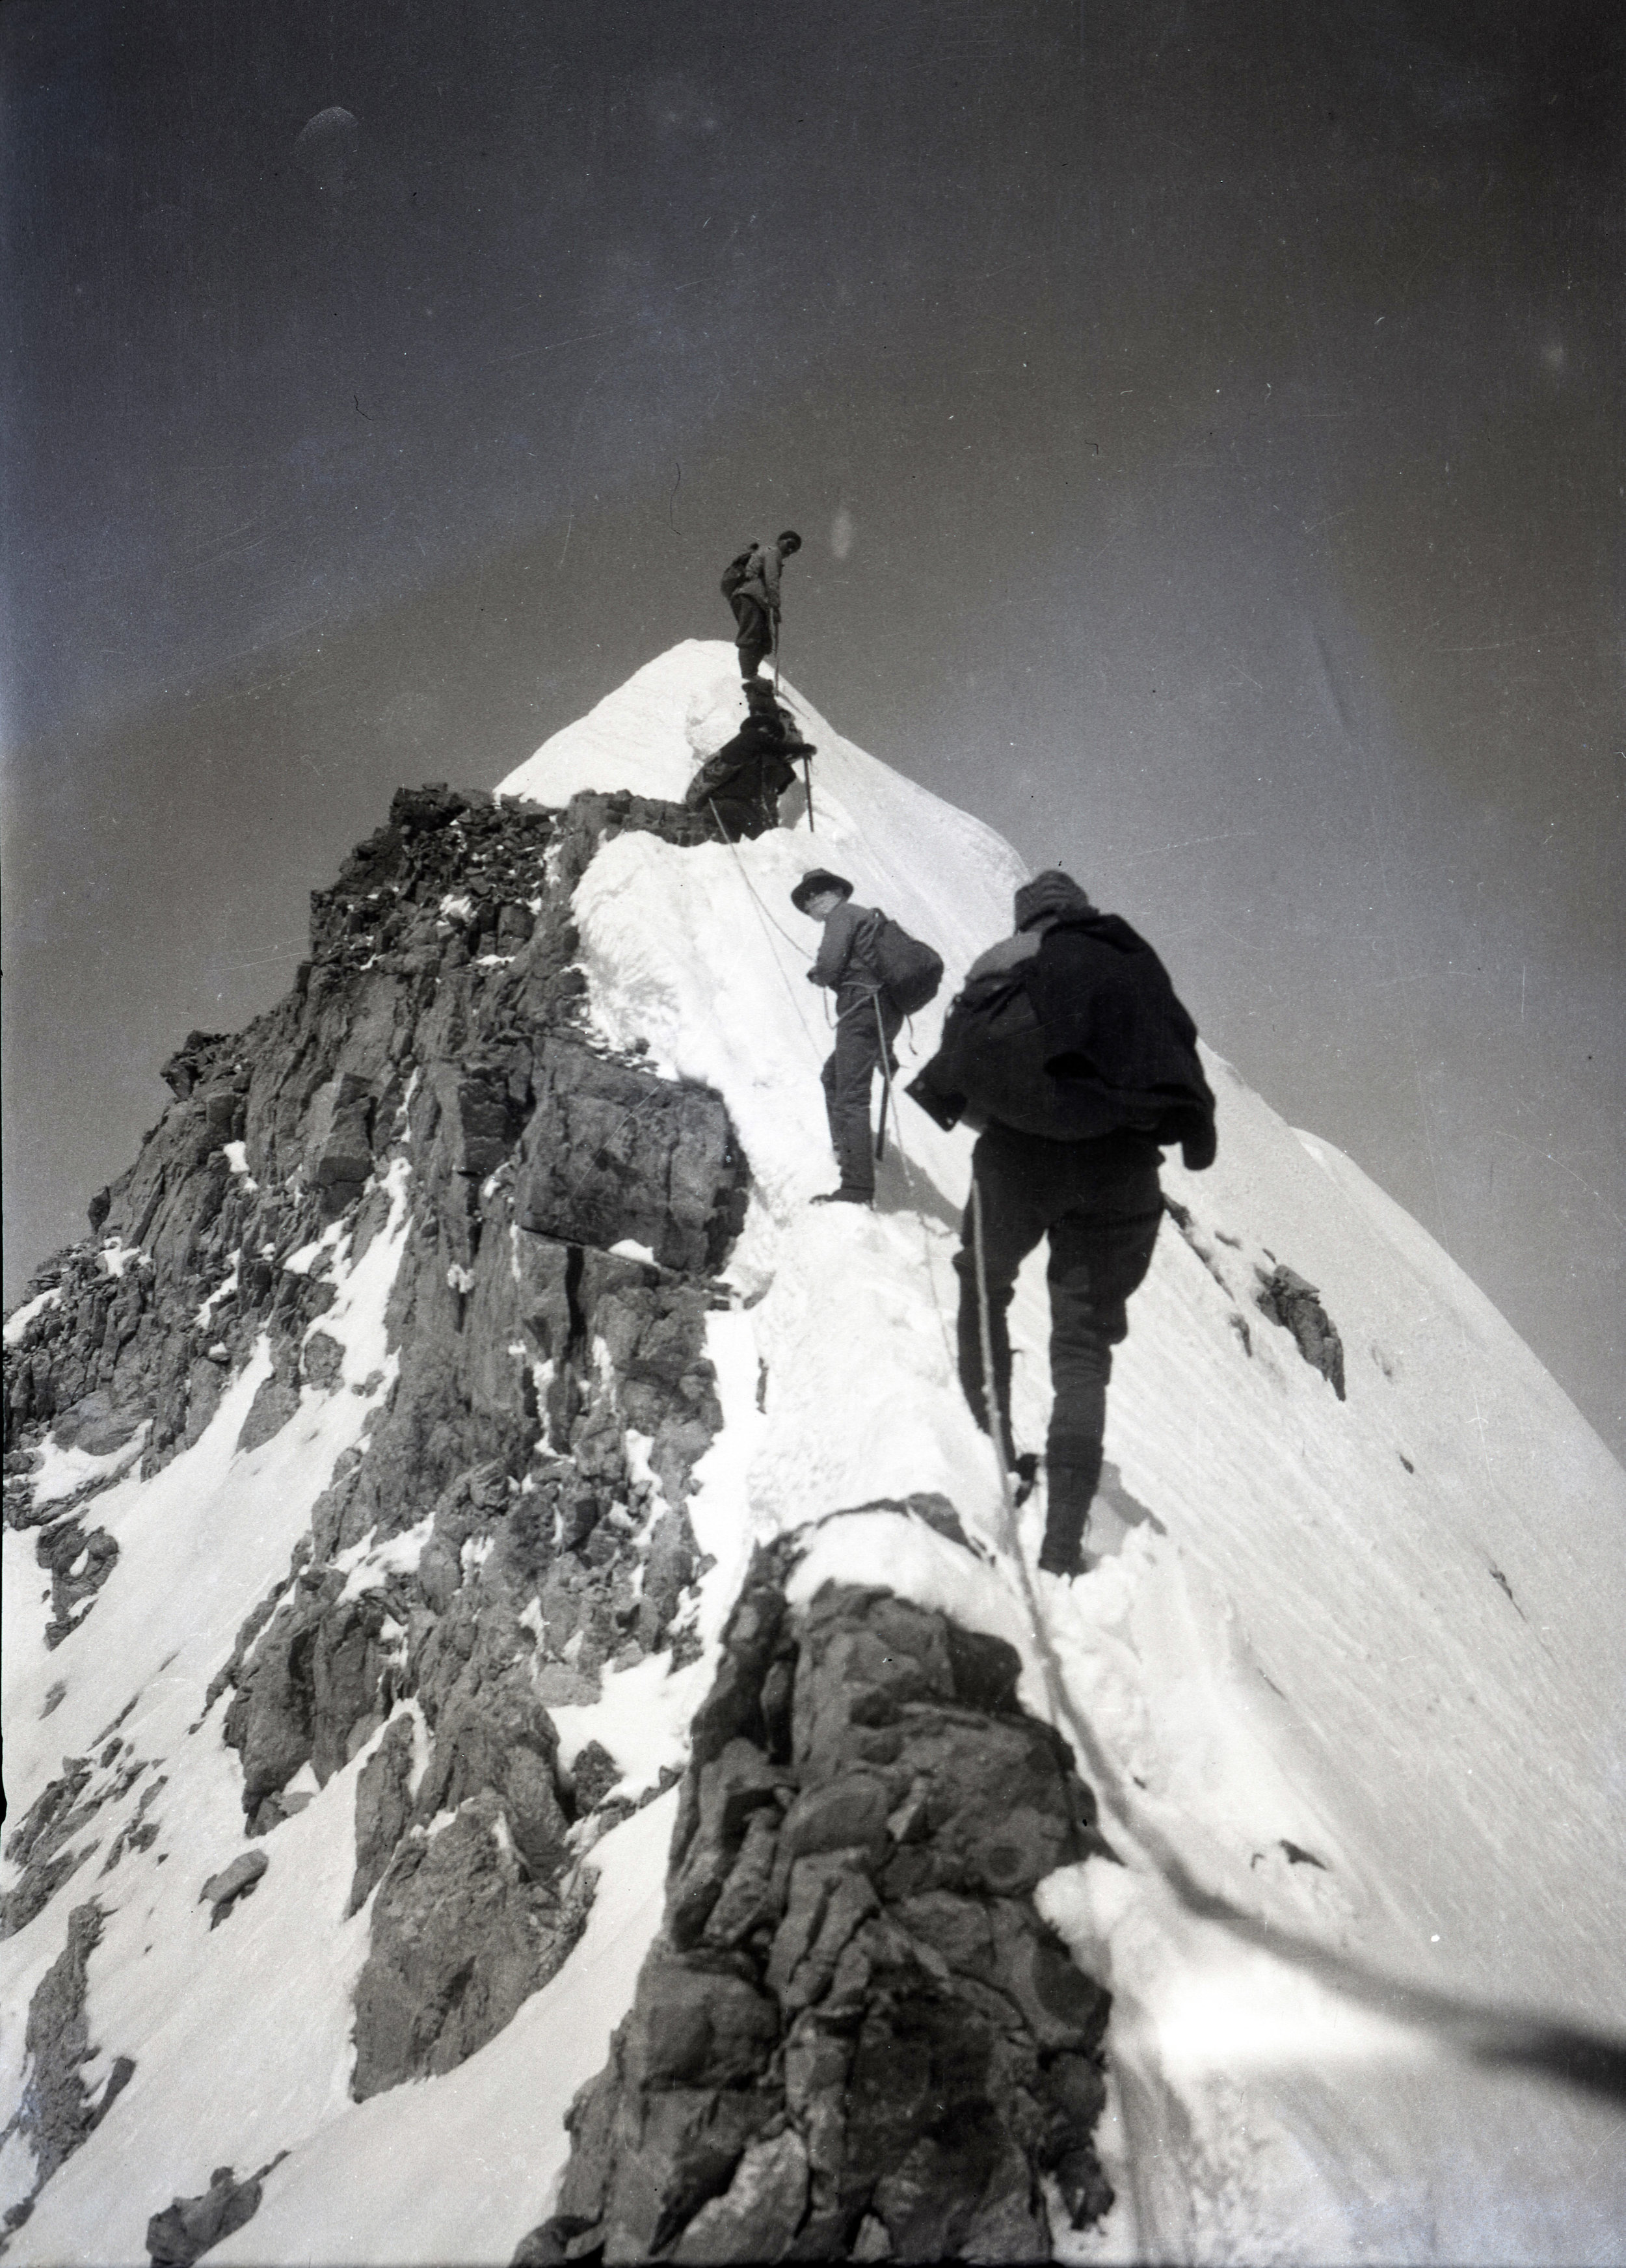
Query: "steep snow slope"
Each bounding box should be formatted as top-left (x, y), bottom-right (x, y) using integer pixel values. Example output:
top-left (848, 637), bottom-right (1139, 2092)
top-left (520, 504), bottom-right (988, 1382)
top-left (3, 640), bottom-right (1621, 2265)
top-left (511, 643), bottom-right (1626, 2261)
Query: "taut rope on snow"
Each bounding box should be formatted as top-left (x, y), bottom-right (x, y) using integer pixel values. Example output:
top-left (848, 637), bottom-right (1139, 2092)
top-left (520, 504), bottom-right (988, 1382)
top-left (968, 1177), bottom-right (1015, 1479)
top-left (969, 1175), bottom-right (1099, 1789)
top-left (689, 686), bottom-right (1626, 2113)
top-left (969, 1182), bottom-right (1626, 2105)
top-left (698, 729), bottom-right (1625, 2108)
top-left (695, 710), bottom-right (1626, 2105)
top-left (706, 799), bottom-right (831, 1058)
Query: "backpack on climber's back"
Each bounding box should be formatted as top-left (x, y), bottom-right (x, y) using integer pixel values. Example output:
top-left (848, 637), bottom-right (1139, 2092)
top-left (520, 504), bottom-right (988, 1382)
top-left (904, 910), bottom-right (1216, 1167)
top-left (719, 546), bottom-right (756, 602)
top-left (872, 914), bottom-right (944, 1016)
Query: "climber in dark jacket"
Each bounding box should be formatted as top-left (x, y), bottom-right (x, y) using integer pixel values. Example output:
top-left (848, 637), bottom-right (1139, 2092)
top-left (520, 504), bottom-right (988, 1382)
top-left (684, 685), bottom-right (808, 839)
top-left (729, 530), bottom-right (802, 682)
top-left (909, 870), bottom-right (1216, 1577)
top-left (792, 867), bottom-right (900, 1207)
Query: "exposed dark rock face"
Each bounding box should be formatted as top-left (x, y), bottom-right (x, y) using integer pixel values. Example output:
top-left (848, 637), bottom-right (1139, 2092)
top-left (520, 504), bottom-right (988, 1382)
top-left (4, 765), bottom-right (1128, 2244)
top-left (0, 1903), bottom-right (135, 2234)
top-left (1, 1746), bottom-right (149, 1939)
top-left (3, 780), bottom-right (749, 2116)
top-left (144, 2158), bottom-right (284, 2266)
top-left (518, 1037), bottom-right (741, 1276)
top-left (198, 1850), bottom-right (268, 1927)
top-left (570, 1741), bottom-right (624, 1815)
top-left (349, 1713), bottom-right (420, 1915)
top-left (0, 1501), bottom-right (126, 1663)
top-left (1256, 1264), bottom-right (1346, 1399)
top-left (3, 782), bottom-right (738, 1502)
top-left (351, 1790), bottom-right (593, 2100)
top-left (37, 1520), bottom-right (122, 1650)
top-left (520, 1548), bottom-right (1115, 2265)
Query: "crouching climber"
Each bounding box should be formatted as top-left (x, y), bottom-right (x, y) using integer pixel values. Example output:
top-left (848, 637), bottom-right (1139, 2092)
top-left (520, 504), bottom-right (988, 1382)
top-left (684, 683), bottom-right (810, 840)
top-left (721, 529), bottom-right (802, 682)
top-left (908, 870), bottom-right (1216, 1577)
top-left (795, 870), bottom-right (943, 1208)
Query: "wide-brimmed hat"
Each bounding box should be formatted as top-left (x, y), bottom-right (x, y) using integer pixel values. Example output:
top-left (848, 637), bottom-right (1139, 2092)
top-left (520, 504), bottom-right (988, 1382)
top-left (790, 868), bottom-right (853, 913)
top-left (1014, 870), bottom-right (1094, 931)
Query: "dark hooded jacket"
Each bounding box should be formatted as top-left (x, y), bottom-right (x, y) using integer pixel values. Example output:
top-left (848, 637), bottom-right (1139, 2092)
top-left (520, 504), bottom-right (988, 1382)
top-left (684, 714), bottom-right (798, 815)
top-left (908, 910), bottom-right (1216, 1168)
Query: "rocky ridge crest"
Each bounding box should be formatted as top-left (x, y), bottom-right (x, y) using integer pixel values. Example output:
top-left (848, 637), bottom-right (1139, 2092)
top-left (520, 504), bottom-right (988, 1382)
top-left (3, 775), bottom-right (1113, 2258)
top-left (519, 1534), bottom-right (1115, 2264)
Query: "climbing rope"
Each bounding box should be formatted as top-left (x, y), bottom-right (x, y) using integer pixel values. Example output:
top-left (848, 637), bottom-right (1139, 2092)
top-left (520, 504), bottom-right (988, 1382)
top-left (968, 1179), bottom-right (1016, 1484)
top-left (967, 1179), bottom-right (1617, 2105)
top-left (687, 671), bottom-right (1626, 2104)
top-left (970, 1176), bottom-right (1183, 1828)
top-left (969, 1175), bottom-right (1180, 1819)
top-left (706, 800), bottom-right (830, 1059)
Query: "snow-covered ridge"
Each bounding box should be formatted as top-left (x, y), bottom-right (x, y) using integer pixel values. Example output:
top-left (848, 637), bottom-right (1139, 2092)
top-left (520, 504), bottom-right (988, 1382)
top-left (510, 641), bottom-right (1626, 2260)
top-left (3, 641), bottom-right (1623, 2264)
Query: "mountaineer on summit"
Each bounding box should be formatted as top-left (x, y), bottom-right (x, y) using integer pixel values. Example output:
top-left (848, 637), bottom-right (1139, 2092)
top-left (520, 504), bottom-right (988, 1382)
top-left (909, 870), bottom-right (1216, 1579)
top-left (721, 531), bottom-right (802, 682)
top-left (684, 682), bottom-right (812, 840)
top-left (795, 868), bottom-right (942, 1208)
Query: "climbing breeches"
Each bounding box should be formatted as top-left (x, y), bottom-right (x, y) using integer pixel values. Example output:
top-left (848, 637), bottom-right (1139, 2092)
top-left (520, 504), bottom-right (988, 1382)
top-left (820, 991), bottom-right (900, 1197)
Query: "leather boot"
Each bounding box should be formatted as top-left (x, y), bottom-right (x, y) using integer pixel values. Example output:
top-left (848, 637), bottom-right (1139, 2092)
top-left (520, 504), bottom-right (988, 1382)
top-left (1039, 1444), bottom-right (1104, 1577)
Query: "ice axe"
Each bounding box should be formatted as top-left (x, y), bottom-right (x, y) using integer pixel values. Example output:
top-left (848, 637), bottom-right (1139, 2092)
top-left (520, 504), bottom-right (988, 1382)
top-left (772, 617), bottom-right (816, 833)
top-left (873, 994), bottom-right (895, 1162)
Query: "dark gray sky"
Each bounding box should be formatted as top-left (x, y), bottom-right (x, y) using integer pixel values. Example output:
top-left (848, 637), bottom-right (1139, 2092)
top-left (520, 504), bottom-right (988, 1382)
top-left (4, 2), bottom-right (1622, 1452)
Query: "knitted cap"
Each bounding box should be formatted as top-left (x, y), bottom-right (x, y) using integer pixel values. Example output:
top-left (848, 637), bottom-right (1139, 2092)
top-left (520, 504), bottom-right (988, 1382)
top-left (791, 868), bottom-right (853, 913)
top-left (1013, 870), bottom-right (1093, 931)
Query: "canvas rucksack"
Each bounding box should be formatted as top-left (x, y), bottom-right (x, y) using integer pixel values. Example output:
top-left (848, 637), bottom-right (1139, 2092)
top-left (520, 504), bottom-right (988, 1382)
top-left (905, 914), bottom-right (1216, 1163)
top-left (719, 546), bottom-right (756, 601)
top-left (871, 914), bottom-right (944, 1015)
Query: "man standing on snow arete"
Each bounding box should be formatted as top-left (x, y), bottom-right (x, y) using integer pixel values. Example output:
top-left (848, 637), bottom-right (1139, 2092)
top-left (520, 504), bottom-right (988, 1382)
top-left (726, 529), bottom-right (801, 682)
top-left (793, 868), bottom-right (900, 1208)
top-left (909, 870), bottom-right (1216, 1578)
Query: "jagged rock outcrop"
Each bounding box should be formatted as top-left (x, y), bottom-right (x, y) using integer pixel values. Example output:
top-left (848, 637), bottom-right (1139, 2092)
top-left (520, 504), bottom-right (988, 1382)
top-left (198, 1850), bottom-right (268, 1928)
top-left (5, 760), bottom-right (1125, 2241)
top-left (518, 1540), bottom-right (1115, 2265)
top-left (1, 1735), bottom-right (154, 1940)
top-left (0, 1904), bottom-right (135, 2235)
top-left (1256, 1263), bottom-right (1346, 1399)
top-left (351, 1789), bottom-right (593, 2100)
top-left (37, 1520), bottom-right (122, 1651)
top-left (3, 780), bottom-right (749, 2114)
top-left (3, 783), bottom-right (735, 1498)
top-left (144, 2158), bottom-right (284, 2267)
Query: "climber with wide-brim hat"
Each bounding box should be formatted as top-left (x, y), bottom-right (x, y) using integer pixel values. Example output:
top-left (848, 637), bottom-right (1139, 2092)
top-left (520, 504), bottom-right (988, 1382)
top-left (792, 869), bottom-right (898, 1208)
